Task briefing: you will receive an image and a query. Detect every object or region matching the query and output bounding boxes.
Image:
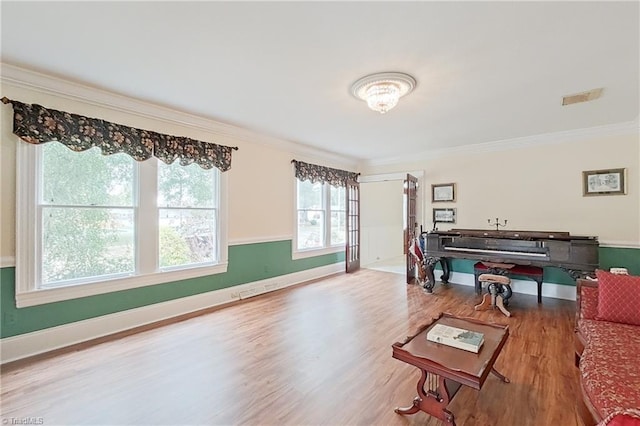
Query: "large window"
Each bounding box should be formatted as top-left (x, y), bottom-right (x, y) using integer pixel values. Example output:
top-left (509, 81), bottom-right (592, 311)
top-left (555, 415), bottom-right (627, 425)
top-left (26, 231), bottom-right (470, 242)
top-left (296, 180), bottom-right (346, 253)
top-left (41, 142), bottom-right (136, 286)
top-left (16, 141), bottom-right (227, 306)
top-left (158, 161), bottom-right (217, 269)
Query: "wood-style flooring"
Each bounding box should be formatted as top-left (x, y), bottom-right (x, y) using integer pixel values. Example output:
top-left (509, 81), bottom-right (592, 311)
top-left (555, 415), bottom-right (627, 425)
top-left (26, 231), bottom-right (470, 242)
top-left (0, 269), bottom-right (582, 425)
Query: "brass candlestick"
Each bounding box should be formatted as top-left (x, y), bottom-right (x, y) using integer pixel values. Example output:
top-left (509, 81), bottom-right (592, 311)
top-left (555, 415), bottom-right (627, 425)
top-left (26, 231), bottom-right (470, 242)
top-left (488, 217), bottom-right (507, 231)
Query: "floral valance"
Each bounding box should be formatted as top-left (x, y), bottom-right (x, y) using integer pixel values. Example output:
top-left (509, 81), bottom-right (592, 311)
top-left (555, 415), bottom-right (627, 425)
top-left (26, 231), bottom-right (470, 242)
top-left (1, 98), bottom-right (238, 172)
top-left (292, 160), bottom-right (359, 187)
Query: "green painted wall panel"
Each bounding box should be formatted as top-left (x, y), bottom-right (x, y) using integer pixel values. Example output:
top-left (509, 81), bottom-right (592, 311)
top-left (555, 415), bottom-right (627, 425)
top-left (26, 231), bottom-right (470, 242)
top-left (599, 246), bottom-right (640, 275)
top-left (0, 243), bottom-right (635, 339)
top-left (0, 240), bottom-right (344, 338)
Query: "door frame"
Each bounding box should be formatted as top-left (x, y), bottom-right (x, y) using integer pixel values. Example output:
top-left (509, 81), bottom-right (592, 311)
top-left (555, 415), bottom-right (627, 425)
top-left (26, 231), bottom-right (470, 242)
top-left (345, 179), bottom-right (360, 273)
top-left (358, 171), bottom-right (424, 274)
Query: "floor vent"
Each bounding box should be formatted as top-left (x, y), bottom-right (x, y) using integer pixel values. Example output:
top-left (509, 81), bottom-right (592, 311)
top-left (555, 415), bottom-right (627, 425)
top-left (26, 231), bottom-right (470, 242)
top-left (239, 287), bottom-right (262, 300)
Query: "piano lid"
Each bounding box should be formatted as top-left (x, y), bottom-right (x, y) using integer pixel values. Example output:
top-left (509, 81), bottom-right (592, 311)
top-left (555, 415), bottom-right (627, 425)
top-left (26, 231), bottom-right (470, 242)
top-left (432, 229), bottom-right (597, 241)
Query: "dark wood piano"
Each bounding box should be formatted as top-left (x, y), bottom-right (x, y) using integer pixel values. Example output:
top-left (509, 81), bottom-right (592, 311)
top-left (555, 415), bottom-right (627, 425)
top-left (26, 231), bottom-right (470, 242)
top-left (422, 228), bottom-right (599, 294)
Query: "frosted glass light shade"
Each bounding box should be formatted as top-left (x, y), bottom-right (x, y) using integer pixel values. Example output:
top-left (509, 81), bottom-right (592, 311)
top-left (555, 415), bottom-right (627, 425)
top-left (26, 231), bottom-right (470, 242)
top-left (365, 83), bottom-right (400, 114)
top-left (351, 72), bottom-right (416, 114)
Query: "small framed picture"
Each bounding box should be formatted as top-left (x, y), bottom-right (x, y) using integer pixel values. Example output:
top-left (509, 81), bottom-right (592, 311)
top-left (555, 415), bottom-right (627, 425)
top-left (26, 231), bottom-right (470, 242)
top-left (432, 183), bottom-right (456, 202)
top-left (582, 168), bottom-right (626, 196)
top-left (433, 208), bottom-right (456, 223)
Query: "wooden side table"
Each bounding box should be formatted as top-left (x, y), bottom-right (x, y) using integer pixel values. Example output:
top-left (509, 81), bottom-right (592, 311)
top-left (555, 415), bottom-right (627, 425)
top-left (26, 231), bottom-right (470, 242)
top-left (392, 313), bottom-right (510, 425)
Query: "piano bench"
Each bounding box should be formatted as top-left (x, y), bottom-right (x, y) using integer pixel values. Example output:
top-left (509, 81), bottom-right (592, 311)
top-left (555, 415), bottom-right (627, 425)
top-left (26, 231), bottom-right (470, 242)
top-left (473, 262), bottom-right (544, 304)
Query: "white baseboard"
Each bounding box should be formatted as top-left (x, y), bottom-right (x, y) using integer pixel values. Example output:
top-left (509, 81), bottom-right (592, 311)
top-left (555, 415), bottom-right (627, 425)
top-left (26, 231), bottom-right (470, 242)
top-left (0, 263), bottom-right (343, 364)
top-left (439, 271), bottom-right (576, 301)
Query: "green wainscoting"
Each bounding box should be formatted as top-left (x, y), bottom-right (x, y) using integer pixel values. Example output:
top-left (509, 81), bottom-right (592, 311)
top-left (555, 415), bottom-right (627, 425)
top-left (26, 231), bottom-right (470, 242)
top-left (599, 246), bottom-right (640, 275)
top-left (0, 240), bottom-right (344, 338)
top-left (434, 246), bottom-right (640, 285)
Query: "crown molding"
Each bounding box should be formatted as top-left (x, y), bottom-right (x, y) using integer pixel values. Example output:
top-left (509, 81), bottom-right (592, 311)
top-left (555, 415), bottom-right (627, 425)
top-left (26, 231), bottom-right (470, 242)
top-left (0, 63), bottom-right (359, 170)
top-left (363, 119), bottom-right (640, 168)
top-left (359, 170), bottom-right (424, 183)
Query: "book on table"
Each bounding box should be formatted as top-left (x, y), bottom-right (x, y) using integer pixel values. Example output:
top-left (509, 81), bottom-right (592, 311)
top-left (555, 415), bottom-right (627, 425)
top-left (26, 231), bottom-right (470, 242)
top-left (426, 323), bottom-right (485, 353)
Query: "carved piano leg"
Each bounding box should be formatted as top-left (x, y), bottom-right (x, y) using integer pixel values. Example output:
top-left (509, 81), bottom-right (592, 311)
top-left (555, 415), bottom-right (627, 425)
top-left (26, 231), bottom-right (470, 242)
top-left (501, 283), bottom-right (513, 306)
top-left (439, 258), bottom-right (451, 284)
top-left (565, 268), bottom-right (591, 281)
top-left (474, 271), bottom-right (482, 295)
top-left (424, 257), bottom-right (440, 293)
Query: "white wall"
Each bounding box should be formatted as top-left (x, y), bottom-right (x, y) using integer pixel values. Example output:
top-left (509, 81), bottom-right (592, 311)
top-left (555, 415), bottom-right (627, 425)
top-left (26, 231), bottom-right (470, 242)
top-left (0, 103), bottom-right (16, 266)
top-left (362, 132), bottom-right (640, 246)
top-left (360, 180), bottom-right (404, 265)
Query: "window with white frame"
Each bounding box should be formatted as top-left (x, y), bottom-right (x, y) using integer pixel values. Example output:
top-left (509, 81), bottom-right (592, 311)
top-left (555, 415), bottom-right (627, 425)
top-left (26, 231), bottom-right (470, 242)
top-left (295, 179), bottom-right (346, 252)
top-left (157, 160), bottom-right (218, 269)
top-left (16, 141), bottom-right (226, 305)
top-left (40, 142), bottom-right (137, 286)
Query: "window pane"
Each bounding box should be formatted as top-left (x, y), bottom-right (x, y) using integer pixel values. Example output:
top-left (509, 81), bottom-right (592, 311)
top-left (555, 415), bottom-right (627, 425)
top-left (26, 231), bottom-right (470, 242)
top-left (330, 186), bottom-right (346, 210)
top-left (158, 162), bottom-right (216, 208)
top-left (42, 142), bottom-right (134, 206)
top-left (331, 211), bottom-right (346, 245)
top-left (297, 180), bottom-right (323, 209)
top-left (159, 209), bottom-right (216, 268)
top-left (297, 210), bottom-right (324, 249)
top-left (42, 207), bottom-right (135, 286)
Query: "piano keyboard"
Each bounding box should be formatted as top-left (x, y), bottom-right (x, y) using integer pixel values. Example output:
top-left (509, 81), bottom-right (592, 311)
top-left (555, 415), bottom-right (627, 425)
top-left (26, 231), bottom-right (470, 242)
top-left (444, 246), bottom-right (548, 257)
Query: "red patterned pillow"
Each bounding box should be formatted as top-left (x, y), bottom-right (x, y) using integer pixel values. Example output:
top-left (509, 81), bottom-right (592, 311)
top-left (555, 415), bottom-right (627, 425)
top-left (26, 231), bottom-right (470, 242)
top-left (607, 415), bottom-right (640, 426)
top-left (595, 270), bottom-right (640, 326)
top-left (598, 408), bottom-right (640, 426)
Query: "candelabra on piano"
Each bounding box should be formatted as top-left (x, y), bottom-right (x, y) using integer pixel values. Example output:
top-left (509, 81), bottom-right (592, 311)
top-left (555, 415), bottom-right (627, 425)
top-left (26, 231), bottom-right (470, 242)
top-left (488, 218), bottom-right (507, 231)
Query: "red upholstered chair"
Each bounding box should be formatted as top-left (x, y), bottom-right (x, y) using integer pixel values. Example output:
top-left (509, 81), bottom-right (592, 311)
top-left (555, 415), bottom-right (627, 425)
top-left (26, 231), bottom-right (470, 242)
top-left (575, 273), bottom-right (640, 426)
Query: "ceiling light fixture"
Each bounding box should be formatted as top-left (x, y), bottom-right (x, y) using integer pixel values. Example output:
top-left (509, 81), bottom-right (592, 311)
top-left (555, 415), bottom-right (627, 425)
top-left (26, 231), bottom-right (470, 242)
top-left (350, 72), bottom-right (416, 114)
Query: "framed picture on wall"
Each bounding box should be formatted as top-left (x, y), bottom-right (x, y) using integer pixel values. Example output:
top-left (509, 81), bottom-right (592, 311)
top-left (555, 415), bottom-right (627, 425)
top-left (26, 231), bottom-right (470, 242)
top-left (582, 168), bottom-right (626, 196)
top-left (432, 183), bottom-right (456, 202)
top-left (433, 208), bottom-right (456, 223)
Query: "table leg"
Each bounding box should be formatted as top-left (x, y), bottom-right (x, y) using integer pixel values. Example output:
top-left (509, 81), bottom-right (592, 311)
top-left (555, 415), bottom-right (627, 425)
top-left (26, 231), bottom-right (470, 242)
top-left (491, 368), bottom-right (510, 383)
top-left (394, 397), bottom-right (421, 415)
top-left (394, 369), bottom-right (457, 425)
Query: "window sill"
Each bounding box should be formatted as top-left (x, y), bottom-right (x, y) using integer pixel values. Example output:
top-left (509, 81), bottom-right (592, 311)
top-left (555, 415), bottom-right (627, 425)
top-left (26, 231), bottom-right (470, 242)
top-left (15, 263), bottom-right (228, 308)
top-left (292, 245), bottom-right (344, 260)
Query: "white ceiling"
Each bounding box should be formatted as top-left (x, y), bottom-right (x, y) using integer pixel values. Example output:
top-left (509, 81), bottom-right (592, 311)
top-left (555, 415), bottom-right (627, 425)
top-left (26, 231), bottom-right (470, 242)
top-left (1, 2), bottom-right (638, 164)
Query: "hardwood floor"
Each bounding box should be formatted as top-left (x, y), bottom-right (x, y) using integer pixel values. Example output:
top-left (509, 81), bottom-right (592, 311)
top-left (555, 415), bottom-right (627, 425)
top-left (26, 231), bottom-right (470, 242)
top-left (0, 269), bottom-right (582, 425)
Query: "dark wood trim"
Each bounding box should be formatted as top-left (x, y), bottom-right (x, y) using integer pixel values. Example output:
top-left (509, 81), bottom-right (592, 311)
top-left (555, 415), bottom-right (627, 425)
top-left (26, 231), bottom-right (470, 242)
top-left (575, 278), bottom-right (598, 328)
top-left (405, 173), bottom-right (418, 284)
top-left (574, 278), bottom-right (601, 426)
top-left (574, 279), bottom-right (597, 365)
top-left (577, 381), bottom-right (601, 426)
top-left (574, 333), bottom-right (586, 367)
top-left (345, 179), bottom-right (360, 273)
